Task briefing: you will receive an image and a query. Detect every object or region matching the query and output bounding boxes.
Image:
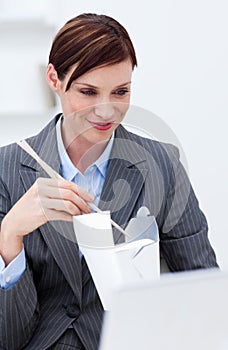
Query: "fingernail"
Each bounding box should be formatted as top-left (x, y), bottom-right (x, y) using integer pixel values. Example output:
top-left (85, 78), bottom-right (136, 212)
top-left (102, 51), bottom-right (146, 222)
top-left (86, 206), bottom-right (91, 213)
top-left (88, 194), bottom-right (94, 201)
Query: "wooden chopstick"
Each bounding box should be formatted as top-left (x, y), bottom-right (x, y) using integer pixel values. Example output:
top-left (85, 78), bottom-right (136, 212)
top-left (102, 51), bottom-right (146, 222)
top-left (17, 140), bottom-right (61, 180)
top-left (17, 139), bottom-right (129, 237)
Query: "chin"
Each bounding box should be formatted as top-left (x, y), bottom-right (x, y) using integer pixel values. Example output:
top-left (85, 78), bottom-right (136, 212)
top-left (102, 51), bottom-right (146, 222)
top-left (90, 134), bottom-right (112, 145)
top-left (86, 130), bottom-right (113, 145)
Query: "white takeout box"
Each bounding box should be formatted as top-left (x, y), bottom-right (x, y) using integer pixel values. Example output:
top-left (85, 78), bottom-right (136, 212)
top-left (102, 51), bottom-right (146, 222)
top-left (73, 208), bottom-right (159, 310)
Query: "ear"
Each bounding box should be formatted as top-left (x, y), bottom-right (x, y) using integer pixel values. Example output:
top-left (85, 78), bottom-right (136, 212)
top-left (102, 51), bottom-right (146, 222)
top-left (46, 63), bottom-right (61, 91)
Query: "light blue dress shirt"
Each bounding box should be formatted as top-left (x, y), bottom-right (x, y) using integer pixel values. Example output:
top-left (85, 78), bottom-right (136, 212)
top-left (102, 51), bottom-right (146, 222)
top-left (0, 116), bottom-right (114, 289)
top-left (0, 249), bottom-right (26, 289)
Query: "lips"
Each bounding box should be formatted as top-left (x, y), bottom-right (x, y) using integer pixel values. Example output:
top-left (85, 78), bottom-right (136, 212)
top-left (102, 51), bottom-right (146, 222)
top-left (88, 121), bottom-right (114, 131)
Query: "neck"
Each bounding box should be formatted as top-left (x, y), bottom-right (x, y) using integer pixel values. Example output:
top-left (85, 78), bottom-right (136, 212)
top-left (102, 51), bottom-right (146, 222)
top-left (61, 123), bottom-right (110, 173)
top-left (67, 137), bottom-right (109, 174)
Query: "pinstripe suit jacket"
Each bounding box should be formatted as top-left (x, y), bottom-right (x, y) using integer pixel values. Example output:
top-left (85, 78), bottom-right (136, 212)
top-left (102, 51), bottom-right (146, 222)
top-left (0, 114), bottom-right (218, 350)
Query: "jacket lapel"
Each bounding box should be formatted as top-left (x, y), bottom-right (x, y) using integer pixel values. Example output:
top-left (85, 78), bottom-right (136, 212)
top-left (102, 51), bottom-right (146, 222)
top-left (99, 125), bottom-right (148, 242)
top-left (19, 115), bottom-right (82, 301)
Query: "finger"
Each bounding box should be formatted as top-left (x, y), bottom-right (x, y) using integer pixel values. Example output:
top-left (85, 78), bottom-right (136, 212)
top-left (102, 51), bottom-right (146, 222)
top-left (36, 178), bottom-right (94, 202)
top-left (44, 208), bottom-right (74, 222)
top-left (73, 183), bottom-right (94, 202)
top-left (38, 186), bottom-right (91, 214)
top-left (56, 179), bottom-right (94, 202)
top-left (40, 197), bottom-right (84, 218)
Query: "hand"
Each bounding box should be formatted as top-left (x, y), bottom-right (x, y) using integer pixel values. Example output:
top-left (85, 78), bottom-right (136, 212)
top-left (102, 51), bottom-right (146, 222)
top-left (0, 177), bottom-right (94, 264)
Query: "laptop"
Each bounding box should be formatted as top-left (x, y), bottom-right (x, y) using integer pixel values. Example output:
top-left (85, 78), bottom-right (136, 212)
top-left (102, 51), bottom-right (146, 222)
top-left (99, 269), bottom-right (228, 350)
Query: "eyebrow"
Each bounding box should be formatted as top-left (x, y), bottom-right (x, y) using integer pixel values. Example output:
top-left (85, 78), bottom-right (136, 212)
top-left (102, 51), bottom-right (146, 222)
top-left (73, 81), bottom-right (132, 89)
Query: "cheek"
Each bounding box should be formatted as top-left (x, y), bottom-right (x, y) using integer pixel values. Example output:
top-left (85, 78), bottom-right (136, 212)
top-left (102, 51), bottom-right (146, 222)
top-left (67, 95), bottom-right (96, 113)
top-left (119, 102), bottom-right (130, 117)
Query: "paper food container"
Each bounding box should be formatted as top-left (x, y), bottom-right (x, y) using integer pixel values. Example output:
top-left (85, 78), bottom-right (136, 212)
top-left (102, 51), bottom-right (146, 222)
top-left (73, 207), bottom-right (160, 310)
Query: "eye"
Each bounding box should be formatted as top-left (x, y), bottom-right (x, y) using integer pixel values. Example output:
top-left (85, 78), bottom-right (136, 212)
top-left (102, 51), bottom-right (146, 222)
top-left (114, 89), bottom-right (129, 96)
top-left (80, 89), bottom-right (96, 96)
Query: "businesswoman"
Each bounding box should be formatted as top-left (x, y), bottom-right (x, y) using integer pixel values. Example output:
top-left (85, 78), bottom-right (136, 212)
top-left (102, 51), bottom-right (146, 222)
top-left (0, 13), bottom-right (218, 349)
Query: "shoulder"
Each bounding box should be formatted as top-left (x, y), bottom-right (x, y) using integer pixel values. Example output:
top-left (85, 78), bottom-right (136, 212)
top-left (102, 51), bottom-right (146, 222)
top-left (0, 142), bottom-right (21, 171)
top-left (116, 124), bottom-right (181, 168)
top-left (0, 114), bottom-right (60, 173)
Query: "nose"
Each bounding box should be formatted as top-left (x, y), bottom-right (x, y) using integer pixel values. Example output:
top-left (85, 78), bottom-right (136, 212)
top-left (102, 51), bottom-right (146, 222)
top-left (94, 102), bottom-right (115, 120)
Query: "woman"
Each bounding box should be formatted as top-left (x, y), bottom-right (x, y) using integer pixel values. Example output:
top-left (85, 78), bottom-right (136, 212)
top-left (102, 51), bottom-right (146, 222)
top-left (0, 13), bottom-right (218, 350)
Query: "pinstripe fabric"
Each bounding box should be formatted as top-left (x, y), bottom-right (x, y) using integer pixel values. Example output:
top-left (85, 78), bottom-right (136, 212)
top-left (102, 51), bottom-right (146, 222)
top-left (0, 114), bottom-right (218, 350)
top-left (49, 329), bottom-right (84, 349)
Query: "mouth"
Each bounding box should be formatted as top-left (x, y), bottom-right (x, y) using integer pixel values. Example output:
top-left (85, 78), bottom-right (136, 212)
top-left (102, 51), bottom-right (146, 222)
top-left (88, 121), bottom-right (114, 131)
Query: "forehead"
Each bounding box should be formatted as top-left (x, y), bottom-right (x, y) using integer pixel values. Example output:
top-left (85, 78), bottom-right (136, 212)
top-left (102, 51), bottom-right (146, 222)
top-left (68, 60), bottom-right (133, 88)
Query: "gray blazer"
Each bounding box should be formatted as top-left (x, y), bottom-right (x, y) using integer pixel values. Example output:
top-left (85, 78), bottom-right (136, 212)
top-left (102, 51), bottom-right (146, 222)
top-left (0, 114), bottom-right (218, 350)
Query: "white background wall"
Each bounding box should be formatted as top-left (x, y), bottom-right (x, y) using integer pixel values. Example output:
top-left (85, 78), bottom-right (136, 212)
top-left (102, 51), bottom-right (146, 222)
top-left (0, 0), bottom-right (227, 269)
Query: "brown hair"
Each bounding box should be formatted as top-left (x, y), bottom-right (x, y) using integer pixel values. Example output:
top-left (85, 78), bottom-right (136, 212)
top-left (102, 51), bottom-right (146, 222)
top-left (49, 13), bottom-right (137, 91)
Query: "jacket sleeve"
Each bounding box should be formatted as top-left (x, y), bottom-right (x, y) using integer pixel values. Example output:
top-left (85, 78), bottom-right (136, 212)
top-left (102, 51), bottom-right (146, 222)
top-left (0, 176), bottom-right (39, 350)
top-left (158, 145), bottom-right (219, 271)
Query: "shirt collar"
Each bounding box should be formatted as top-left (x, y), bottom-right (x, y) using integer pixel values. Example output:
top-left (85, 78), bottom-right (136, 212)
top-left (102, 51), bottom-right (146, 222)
top-left (56, 116), bottom-right (114, 180)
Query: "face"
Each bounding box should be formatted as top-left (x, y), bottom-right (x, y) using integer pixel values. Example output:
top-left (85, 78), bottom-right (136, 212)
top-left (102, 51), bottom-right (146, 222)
top-left (47, 60), bottom-right (133, 146)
